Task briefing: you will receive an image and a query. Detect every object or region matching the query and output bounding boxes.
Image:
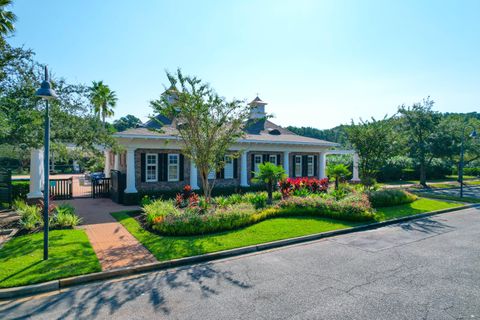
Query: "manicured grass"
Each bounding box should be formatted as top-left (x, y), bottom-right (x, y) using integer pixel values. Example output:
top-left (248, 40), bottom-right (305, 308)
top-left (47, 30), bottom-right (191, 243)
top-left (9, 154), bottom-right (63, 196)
top-left (113, 196), bottom-right (462, 261)
top-left (0, 230), bottom-right (101, 288)
top-left (412, 192), bottom-right (480, 204)
top-left (375, 198), bottom-right (462, 221)
top-left (112, 212), bottom-right (358, 261)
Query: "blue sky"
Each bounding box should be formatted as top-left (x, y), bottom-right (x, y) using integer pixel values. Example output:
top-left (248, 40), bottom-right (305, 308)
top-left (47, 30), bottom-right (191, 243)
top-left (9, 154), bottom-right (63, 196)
top-left (8, 0), bottom-right (480, 129)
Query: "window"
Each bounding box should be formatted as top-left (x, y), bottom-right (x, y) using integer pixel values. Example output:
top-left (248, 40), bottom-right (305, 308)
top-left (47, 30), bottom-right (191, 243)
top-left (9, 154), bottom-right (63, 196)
top-left (224, 155), bottom-right (234, 179)
top-left (254, 155), bottom-right (262, 173)
top-left (207, 169), bottom-right (216, 180)
top-left (295, 155), bottom-right (302, 177)
top-left (269, 155), bottom-right (277, 165)
top-left (145, 154), bottom-right (158, 182)
top-left (168, 154), bottom-right (179, 181)
top-left (307, 155), bottom-right (314, 177)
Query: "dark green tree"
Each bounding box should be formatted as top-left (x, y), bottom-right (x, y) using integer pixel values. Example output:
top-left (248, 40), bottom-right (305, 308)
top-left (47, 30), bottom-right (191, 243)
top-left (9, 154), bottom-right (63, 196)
top-left (345, 116), bottom-right (397, 181)
top-left (113, 114), bottom-right (142, 132)
top-left (398, 97), bottom-right (442, 187)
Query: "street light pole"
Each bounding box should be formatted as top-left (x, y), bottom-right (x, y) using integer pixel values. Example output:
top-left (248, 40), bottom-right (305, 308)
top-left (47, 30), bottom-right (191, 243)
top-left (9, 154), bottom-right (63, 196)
top-left (43, 99), bottom-right (50, 260)
top-left (459, 128), bottom-right (465, 198)
top-left (458, 124), bottom-right (477, 199)
top-left (35, 66), bottom-right (57, 260)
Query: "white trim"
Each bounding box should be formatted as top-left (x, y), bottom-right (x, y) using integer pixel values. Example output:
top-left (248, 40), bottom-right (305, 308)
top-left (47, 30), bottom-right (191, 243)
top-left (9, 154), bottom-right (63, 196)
top-left (113, 133), bottom-right (339, 147)
top-left (145, 153), bottom-right (158, 182)
top-left (168, 153), bottom-right (180, 182)
top-left (295, 155), bottom-right (302, 177)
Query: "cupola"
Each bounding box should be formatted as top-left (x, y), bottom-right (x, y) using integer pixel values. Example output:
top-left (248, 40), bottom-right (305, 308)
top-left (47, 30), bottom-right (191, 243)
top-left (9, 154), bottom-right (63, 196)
top-left (248, 96), bottom-right (267, 119)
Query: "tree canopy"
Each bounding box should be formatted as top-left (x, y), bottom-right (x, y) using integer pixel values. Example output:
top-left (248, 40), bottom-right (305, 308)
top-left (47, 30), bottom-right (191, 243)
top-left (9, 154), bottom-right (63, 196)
top-left (150, 69), bottom-right (252, 200)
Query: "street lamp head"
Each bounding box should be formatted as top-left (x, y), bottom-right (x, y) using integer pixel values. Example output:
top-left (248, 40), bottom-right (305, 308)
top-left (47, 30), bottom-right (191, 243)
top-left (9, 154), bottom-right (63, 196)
top-left (470, 129), bottom-right (477, 138)
top-left (35, 66), bottom-right (57, 100)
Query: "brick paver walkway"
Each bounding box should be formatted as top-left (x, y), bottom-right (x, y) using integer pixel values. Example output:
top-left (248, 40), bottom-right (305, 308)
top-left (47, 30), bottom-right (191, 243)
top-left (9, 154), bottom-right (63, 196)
top-left (54, 198), bottom-right (157, 271)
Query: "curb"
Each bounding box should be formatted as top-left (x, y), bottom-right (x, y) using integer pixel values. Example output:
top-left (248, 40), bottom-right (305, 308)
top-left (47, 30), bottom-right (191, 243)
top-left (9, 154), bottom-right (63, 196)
top-left (1, 203), bottom-right (478, 300)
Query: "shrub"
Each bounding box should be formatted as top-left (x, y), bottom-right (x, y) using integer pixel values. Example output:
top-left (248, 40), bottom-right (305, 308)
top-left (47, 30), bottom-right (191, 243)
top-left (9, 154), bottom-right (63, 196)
top-left (12, 180), bottom-right (29, 200)
top-left (248, 193), bottom-right (268, 209)
top-left (143, 200), bottom-right (180, 225)
top-left (368, 189), bottom-right (417, 208)
top-left (277, 193), bottom-right (375, 222)
top-left (53, 204), bottom-right (82, 228)
top-left (143, 191), bottom-right (375, 236)
top-left (14, 200), bottom-right (42, 231)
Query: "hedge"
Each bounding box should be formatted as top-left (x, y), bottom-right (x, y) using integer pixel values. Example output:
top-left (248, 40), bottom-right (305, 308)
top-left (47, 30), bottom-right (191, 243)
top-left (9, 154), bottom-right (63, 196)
top-left (368, 189), bottom-right (417, 208)
top-left (123, 185), bottom-right (266, 205)
top-left (12, 180), bottom-right (29, 200)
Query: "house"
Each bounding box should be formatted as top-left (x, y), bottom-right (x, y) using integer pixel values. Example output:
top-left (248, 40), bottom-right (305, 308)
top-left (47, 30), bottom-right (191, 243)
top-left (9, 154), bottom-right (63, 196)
top-left (107, 95), bottom-right (359, 196)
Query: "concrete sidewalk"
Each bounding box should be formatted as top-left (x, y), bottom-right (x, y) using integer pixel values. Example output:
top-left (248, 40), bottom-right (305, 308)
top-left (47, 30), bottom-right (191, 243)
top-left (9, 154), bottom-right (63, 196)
top-left (54, 198), bottom-right (157, 271)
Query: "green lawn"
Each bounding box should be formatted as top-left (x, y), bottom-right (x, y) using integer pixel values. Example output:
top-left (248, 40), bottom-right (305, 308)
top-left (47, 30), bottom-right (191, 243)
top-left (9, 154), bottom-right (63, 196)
top-left (112, 212), bottom-right (358, 261)
top-left (112, 197), bottom-right (461, 261)
top-left (0, 229), bottom-right (101, 288)
top-left (375, 198), bottom-right (462, 221)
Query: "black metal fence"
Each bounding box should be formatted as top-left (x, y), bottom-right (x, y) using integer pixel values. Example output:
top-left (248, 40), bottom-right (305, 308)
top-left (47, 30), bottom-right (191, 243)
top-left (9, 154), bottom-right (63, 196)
top-left (110, 170), bottom-right (126, 204)
top-left (0, 170), bottom-right (12, 209)
top-left (49, 178), bottom-right (73, 200)
top-left (92, 178), bottom-right (111, 198)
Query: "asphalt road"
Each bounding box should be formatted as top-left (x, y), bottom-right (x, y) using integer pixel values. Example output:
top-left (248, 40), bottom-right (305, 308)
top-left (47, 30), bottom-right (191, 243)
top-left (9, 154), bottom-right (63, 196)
top-left (1, 207), bottom-right (479, 320)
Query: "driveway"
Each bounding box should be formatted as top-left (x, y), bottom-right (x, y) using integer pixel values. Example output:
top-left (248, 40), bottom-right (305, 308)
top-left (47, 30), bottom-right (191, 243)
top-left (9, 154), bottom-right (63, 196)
top-left (415, 185), bottom-right (480, 199)
top-left (1, 207), bottom-right (479, 319)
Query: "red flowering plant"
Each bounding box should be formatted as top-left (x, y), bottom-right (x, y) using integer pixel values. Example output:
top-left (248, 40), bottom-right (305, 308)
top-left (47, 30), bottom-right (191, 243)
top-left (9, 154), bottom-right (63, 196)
top-left (278, 177), bottom-right (329, 199)
top-left (175, 185), bottom-right (199, 208)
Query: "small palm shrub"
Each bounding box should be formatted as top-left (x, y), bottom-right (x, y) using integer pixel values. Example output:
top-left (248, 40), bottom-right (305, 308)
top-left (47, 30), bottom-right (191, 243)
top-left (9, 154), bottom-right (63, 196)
top-left (368, 189), bottom-right (417, 208)
top-left (249, 193), bottom-right (268, 209)
top-left (328, 164), bottom-right (351, 190)
top-left (14, 200), bottom-right (42, 231)
top-left (53, 204), bottom-right (82, 228)
top-left (252, 162), bottom-right (286, 204)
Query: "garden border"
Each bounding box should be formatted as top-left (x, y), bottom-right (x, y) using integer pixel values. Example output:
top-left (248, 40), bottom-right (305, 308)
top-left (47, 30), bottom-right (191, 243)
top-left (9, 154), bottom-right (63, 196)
top-left (1, 203), bottom-right (478, 300)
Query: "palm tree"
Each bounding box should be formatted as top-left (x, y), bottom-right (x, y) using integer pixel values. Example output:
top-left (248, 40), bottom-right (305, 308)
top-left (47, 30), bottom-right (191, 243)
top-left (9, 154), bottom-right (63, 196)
top-left (253, 162), bottom-right (286, 204)
top-left (0, 0), bottom-right (16, 37)
top-left (89, 81), bottom-right (117, 126)
top-left (329, 164), bottom-right (351, 190)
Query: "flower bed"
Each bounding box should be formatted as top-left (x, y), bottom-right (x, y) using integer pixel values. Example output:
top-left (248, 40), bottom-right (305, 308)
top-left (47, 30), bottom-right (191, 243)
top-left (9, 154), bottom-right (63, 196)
top-left (141, 181), bottom-right (375, 236)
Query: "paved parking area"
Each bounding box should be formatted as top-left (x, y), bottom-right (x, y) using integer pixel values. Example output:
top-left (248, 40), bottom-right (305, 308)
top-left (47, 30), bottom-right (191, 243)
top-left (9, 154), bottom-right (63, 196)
top-left (1, 207), bottom-right (479, 319)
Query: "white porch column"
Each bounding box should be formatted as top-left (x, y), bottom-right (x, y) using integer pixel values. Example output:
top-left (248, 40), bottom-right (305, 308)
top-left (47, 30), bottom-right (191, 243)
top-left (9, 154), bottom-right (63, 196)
top-left (114, 153), bottom-right (120, 171)
top-left (240, 150), bottom-right (249, 187)
top-left (104, 150), bottom-right (111, 178)
top-left (125, 148), bottom-right (138, 193)
top-left (190, 160), bottom-right (200, 190)
top-left (27, 149), bottom-right (44, 199)
top-left (352, 152), bottom-right (360, 182)
top-left (283, 151), bottom-right (290, 177)
top-left (319, 152), bottom-right (327, 179)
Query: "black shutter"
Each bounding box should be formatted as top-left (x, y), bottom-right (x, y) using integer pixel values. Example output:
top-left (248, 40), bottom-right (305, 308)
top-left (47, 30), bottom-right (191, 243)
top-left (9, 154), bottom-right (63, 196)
top-left (233, 158), bottom-right (238, 178)
top-left (158, 153), bottom-right (167, 181)
top-left (292, 155), bottom-right (296, 177)
top-left (179, 154), bottom-right (184, 181)
top-left (302, 155), bottom-right (308, 177)
top-left (314, 155), bottom-right (318, 177)
top-left (140, 153), bottom-right (146, 182)
top-left (277, 154), bottom-right (281, 166)
top-left (251, 154), bottom-right (255, 178)
top-left (216, 168), bottom-right (225, 179)
top-left (263, 154), bottom-right (268, 163)
top-left (157, 153), bottom-right (163, 181)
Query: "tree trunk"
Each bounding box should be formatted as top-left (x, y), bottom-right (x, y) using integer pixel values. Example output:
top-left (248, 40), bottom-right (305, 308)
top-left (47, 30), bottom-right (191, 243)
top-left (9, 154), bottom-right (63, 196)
top-left (267, 180), bottom-right (273, 205)
top-left (335, 177), bottom-right (339, 190)
top-left (419, 162), bottom-right (427, 187)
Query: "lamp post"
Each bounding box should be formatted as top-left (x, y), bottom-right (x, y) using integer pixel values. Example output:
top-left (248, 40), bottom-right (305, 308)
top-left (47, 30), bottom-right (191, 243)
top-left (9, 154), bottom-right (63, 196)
top-left (459, 126), bottom-right (477, 198)
top-left (35, 66), bottom-right (57, 260)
